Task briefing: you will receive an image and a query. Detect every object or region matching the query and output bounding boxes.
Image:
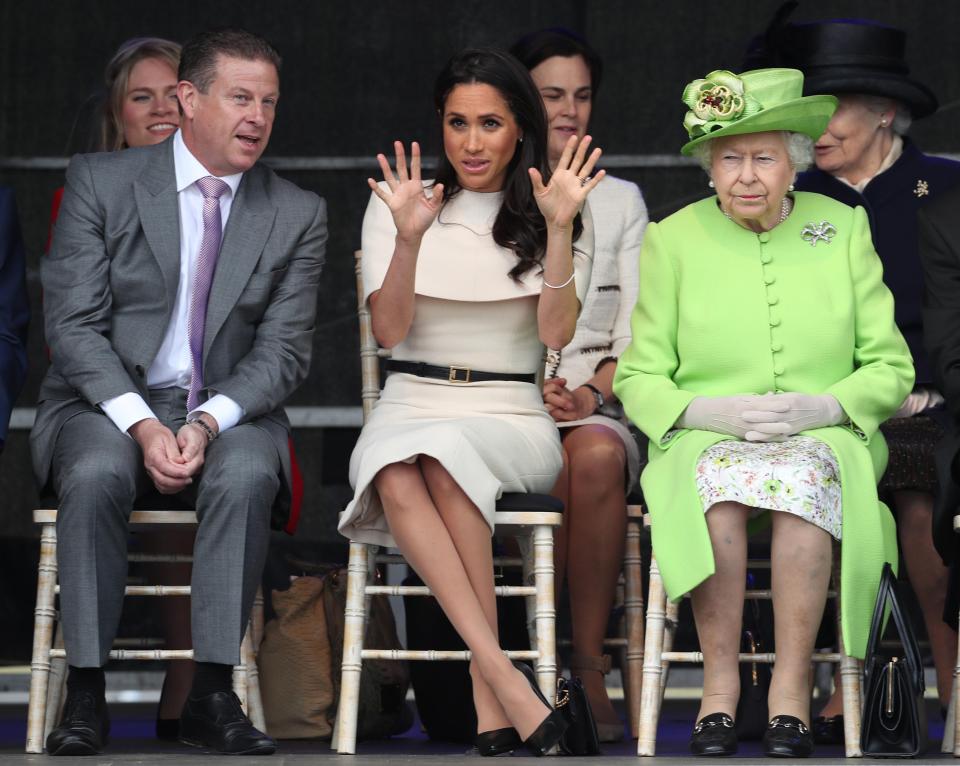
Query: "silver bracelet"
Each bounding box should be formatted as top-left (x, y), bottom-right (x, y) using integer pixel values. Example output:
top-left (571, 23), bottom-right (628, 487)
top-left (186, 417), bottom-right (217, 442)
top-left (542, 271), bottom-right (575, 289)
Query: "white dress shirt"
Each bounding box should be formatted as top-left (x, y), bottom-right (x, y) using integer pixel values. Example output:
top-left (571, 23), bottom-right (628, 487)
top-left (100, 130), bottom-right (245, 434)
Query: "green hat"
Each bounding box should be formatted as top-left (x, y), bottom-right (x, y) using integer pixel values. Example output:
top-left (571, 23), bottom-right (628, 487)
top-left (680, 68), bottom-right (837, 156)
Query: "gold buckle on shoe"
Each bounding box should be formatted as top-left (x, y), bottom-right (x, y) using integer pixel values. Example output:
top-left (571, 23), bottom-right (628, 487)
top-left (448, 366), bottom-right (471, 383)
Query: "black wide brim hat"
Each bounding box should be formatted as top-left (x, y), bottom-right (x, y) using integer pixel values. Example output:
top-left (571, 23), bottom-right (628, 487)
top-left (772, 19), bottom-right (939, 118)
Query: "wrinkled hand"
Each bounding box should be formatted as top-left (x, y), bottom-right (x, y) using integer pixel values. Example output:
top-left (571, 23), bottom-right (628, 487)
top-left (129, 418), bottom-right (196, 494)
top-left (677, 394), bottom-right (791, 440)
top-left (368, 141), bottom-right (444, 242)
top-left (741, 393), bottom-right (845, 441)
top-left (543, 377), bottom-right (596, 422)
top-left (530, 135), bottom-right (605, 229)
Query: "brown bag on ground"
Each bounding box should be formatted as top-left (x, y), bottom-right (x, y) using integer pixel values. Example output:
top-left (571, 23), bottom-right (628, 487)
top-left (257, 568), bottom-right (412, 740)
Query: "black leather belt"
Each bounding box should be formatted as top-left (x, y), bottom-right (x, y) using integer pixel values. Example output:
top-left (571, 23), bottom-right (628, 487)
top-left (384, 359), bottom-right (536, 384)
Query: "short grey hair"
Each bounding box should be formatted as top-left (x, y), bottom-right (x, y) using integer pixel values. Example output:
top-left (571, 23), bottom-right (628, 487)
top-left (692, 130), bottom-right (815, 174)
top-left (856, 94), bottom-right (912, 135)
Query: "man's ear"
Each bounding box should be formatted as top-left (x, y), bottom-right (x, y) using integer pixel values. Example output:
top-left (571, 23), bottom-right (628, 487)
top-left (177, 80), bottom-right (198, 119)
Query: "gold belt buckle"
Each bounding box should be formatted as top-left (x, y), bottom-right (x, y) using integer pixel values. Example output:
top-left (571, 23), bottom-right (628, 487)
top-left (448, 365), bottom-right (471, 383)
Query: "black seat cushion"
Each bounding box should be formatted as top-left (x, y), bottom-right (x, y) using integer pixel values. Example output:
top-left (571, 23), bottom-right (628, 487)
top-left (495, 493), bottom-right (563, 514)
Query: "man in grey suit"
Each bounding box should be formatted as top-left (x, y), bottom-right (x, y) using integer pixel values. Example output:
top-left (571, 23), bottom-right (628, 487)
top-left (32, 29), bottom-right (326, 755)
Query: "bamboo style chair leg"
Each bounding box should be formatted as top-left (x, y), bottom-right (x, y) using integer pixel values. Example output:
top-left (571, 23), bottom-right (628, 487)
top-left (241, 628), bottom-right (266, 732)
top-left (660, 597), bottom-right (679, 704)
top-left (232, 639), bottom-right (250, 715)
top-left (637, 555), bottom-right (667, 756)
top-left (519, 533), bottom-right (539, 657)
top-left (945, 684), bottom-right (956, 754)
top-left (42, 625), bottom-right (67, 744)
top-left (623, 520), bottom-right (644, 738)
top-left (532, 524), bottom-right (558, 704)
top-left (26, 523), bottom-right (58, 754)
top-left (834, 547), bottom-right (862, 758)
top-left (333, 541), bottom-right (370, 754)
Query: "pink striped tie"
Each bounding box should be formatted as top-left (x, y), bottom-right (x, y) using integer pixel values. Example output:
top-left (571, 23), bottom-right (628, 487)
top-left (187, 176), bottom-right (229, 411)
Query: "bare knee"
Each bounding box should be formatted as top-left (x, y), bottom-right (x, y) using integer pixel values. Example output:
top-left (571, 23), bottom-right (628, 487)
top-left (374, 461), bottom-right (424, 510)
top-left (566, 429), bottom-right (626, 493)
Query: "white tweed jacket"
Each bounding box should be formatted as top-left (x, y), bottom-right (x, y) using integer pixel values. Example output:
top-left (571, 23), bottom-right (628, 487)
top-left (556, 174), bottom-right (647, 388)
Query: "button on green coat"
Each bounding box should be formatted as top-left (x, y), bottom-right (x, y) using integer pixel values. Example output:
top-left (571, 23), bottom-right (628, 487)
top-left (613, 192), bottom-right (914, 658)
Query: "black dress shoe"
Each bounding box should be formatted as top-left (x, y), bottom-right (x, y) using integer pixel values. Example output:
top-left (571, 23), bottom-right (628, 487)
top-left (689, 712), bottom-right (737, 756)
top-left (811, 714), bottom-right (844, 745)
top-left (513, 661), bottom-right (569, 756)
top-left (46, 689), bottom-right (110, 755)
top-left (179, 691), bottom-right (276, 755)
top-left (763, 715), bottom-right (814, 758)
top-left (476, 726), bottom-right (522, 756)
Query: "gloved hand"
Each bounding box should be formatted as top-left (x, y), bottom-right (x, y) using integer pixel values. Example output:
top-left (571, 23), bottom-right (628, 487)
top-left (741, 393), bottom-right (845, 441)
top-left (677, 395), bottom-right (795, 439)
top-left (891, 389), bottom-right (944, 419)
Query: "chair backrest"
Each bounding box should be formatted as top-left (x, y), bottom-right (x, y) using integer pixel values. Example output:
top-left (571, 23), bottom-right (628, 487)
top-left (354, 250), bottom-right (389, 424)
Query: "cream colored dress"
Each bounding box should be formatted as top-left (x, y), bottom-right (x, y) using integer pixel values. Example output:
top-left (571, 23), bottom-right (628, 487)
top-left (339, 186), bottom-right (593, 548)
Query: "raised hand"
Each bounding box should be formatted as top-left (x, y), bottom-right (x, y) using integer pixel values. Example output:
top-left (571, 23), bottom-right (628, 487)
top-left (368, 141), bottom-right (444, 242)
top-left (529, 134), bottom-right (605, 229)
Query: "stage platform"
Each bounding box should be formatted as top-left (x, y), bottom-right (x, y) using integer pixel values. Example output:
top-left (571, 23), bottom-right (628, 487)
top-left (0, 697), bottom-right (950, 763)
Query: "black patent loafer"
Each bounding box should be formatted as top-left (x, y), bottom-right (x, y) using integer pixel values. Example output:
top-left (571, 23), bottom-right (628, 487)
top-left (689, 712), bottom-right (737, 756)
top-left (179, 691), bottom-right (276, 755)
top-left (812, 714), bottom-right (844, 745)
top-left (763, 714), bottom-right (814, 758)
top-left (46, 689), bottom-right (110, 755)
top-left (476, 726), bottom-right (522, 756)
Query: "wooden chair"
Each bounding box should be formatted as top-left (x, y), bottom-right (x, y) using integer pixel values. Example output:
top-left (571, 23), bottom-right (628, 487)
top-left (332, 250), bottom-right (564, 754)
top-left (26, 508), bottom-right (265, 754)
top-left (636, 519), bottom-right (863, 757)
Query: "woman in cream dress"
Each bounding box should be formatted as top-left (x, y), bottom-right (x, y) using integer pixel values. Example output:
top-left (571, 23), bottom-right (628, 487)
top-left (338, 48), bottom-right (602, 757)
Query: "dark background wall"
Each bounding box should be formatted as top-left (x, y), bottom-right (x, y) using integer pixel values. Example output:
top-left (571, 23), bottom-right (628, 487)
top-left (0, 0), bottom-right (958, 656)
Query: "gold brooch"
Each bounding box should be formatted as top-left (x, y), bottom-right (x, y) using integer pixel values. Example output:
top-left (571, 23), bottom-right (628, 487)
top-left (914, 180), bottom-right (929, 198)
top-left (801, 221), bottom-right (837, 246)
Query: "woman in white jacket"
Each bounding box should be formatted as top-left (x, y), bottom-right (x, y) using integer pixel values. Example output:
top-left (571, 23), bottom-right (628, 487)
top-left (512, 29), bottom-right (648, 742)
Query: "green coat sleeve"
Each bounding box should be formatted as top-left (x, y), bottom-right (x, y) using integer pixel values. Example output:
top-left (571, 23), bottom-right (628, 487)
top-left (826, 206), bottom-right (914, 439)
top-left (613, 221), bottom-right (696, 446)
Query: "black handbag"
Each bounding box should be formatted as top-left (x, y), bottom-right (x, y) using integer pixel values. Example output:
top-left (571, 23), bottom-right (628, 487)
top-left (860, 563), bottom-right (927, 757)
top-left (555, 675), bottom-right (601, 755)
top-left (735, 628), bottom-right (771, 739)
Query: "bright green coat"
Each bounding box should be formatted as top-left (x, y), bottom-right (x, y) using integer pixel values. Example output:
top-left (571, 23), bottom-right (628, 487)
top-left (613, 192), bottom-right (914, 658)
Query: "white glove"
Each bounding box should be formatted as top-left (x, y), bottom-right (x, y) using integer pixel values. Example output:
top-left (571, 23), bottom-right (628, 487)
top-left (741, 393), bottom-right (845, 441)
top-left (891, 389), bottom-right (944, 419)
top-left (677, 395), bottom-right (796, 439)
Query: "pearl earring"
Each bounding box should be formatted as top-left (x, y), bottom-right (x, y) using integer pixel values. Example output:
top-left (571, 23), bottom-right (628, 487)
top-left (708, 179), bottom-right (715, 188)
top-left (788, 183), bottom-right (795, 192)
top-left (880, 119), bottom-right (888, 127)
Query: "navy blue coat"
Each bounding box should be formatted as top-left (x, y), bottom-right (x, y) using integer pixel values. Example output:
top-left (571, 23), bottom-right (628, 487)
top-left (796, 139), bottom-right (960, 385)
top-left (0, 187), bottom-right (29, 449)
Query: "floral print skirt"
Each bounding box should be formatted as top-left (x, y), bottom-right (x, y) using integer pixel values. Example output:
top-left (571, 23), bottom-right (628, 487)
top-left (695, 436), bottom-right (842, 540)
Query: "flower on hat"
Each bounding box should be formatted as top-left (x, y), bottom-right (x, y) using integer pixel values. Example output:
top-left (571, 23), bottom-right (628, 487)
top-left (682, 70), bottom-right (761, 138)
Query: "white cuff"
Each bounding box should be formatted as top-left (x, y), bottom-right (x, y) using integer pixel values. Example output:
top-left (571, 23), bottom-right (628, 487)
top-left (99, 392), bottom-right (157, 435)
top-left (191, 394), bottom-right (244, 434)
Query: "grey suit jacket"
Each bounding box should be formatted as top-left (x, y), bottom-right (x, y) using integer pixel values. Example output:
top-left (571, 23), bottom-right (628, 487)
top-left (31, 137), bottom-right (327, 528)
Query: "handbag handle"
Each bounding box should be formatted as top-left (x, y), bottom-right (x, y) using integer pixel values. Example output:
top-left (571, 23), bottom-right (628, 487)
top-left (863, 563), bottom-right (924, 691)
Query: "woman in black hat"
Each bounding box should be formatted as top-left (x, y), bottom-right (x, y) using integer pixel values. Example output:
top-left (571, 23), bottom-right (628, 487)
top-left (773, 17), bottom-right (960, 741)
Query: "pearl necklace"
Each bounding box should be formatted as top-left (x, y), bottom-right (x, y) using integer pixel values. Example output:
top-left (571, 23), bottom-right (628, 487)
top-left (723, 196), bottom-right (793, 228)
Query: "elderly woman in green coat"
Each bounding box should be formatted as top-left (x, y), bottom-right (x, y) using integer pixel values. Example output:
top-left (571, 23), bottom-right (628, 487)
top-left (613, 68), bottom-right (913, 758)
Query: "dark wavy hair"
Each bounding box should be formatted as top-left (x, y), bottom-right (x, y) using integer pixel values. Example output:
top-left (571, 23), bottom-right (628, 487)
top-left (433, 48), bottom-right (582, 281)
top-left (509, 27), bottom-right (604, 100)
